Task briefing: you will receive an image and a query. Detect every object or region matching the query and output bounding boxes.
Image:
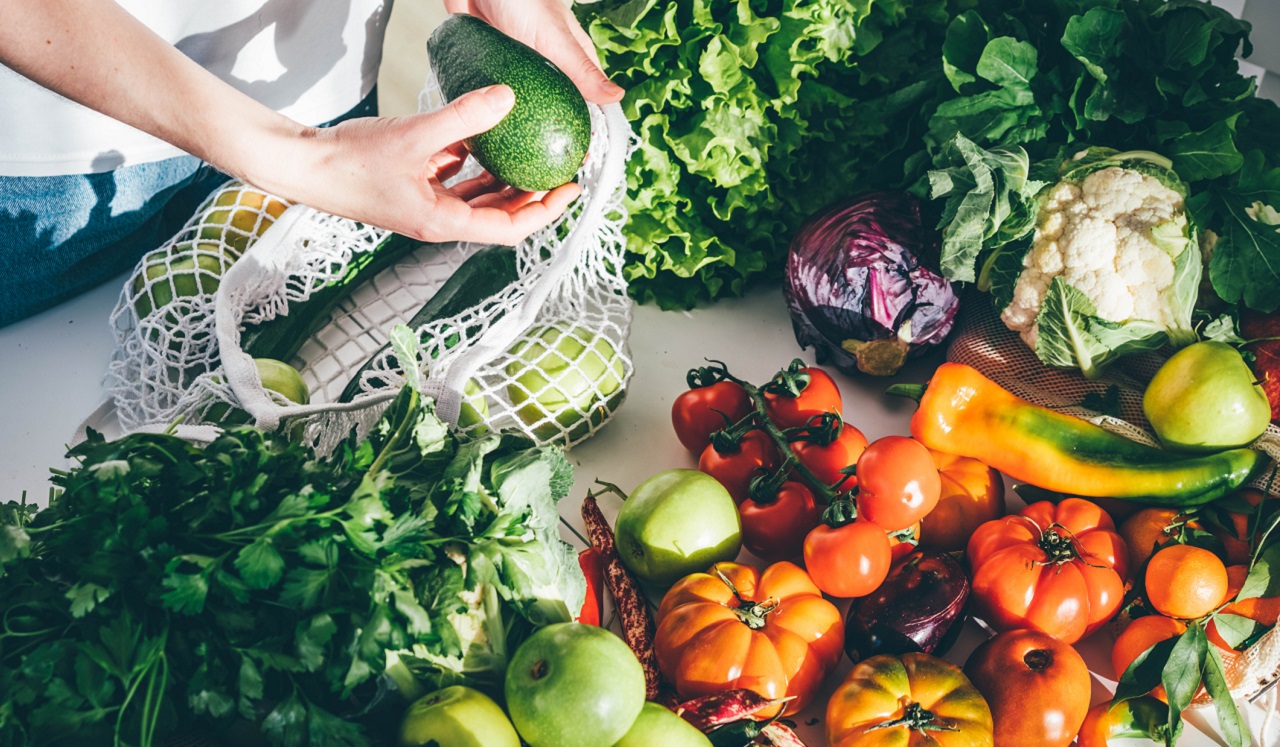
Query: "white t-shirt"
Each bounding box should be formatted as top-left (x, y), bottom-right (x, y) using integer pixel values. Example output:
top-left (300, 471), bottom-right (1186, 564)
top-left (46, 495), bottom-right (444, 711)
top-left (0, 0), bottom-right (393, 177)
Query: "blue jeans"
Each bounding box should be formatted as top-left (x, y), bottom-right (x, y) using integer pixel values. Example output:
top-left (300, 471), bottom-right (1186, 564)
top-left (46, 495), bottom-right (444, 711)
top-left (0, 89), bottom-right (378, 327)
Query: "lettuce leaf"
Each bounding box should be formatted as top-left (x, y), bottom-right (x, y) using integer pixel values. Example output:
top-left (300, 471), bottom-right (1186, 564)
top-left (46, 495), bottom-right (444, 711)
top-left (576, 0), bottom-right (949, 309)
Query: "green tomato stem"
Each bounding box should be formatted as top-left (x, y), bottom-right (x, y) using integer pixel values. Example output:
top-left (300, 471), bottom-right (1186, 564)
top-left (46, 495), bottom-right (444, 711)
top-left (739, 379), bottom-right (842, 506)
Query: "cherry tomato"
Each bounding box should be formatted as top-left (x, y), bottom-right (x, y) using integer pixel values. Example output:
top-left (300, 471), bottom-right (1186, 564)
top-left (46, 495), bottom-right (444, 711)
top-left (671, 380), bottom-right (753, 455)
top-left (854, 436), bottom-right (941, 532)
top-left (740, 481), bottom-right (823, 562)
top-left (699, 430), bottom-right (781, 504)
top-left (764, 366), bottom-right (842, 429)
top-left (803, 520), bottom-right (892, 598)
top-left (790, 420), bottom-right (868, 489)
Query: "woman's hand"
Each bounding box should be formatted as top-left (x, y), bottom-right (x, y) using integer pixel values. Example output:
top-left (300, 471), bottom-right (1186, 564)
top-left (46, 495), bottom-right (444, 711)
top-left (443, 0), bottom-right (624, 105)
top-left (257, 85), bottom-right (581, 246)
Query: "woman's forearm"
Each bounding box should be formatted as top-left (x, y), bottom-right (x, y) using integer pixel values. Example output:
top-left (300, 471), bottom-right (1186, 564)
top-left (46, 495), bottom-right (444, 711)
top-left (0, 0), bottom-right (306, 185)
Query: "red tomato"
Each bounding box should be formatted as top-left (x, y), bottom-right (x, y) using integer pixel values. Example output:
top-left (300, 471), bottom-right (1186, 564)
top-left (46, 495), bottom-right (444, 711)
top-left (764, 366), bottom-right (842, 429)
top-left (740, 481), bottom-right (823, 562)
top-left (854, 436), bottom-right (942, 532)
top-left (791, 420), bottom-right (869, 489)
top-left (967, 498), bottom-right (1129, 644)
top-left (963, 629), bottom-right (1092, 747)
top-left (887, 522), bottom-right (921, 563)
top-left (671, 380), bottom-right (753, 455)
top-left (803, 520), bottom-right (892, 598)
top-left (699, 429), bottom-right (781, 504)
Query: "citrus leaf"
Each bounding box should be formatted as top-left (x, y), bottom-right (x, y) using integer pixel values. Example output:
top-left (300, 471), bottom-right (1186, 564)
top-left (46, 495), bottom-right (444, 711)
top-left (1203, 645), bottom-right (1249, 747)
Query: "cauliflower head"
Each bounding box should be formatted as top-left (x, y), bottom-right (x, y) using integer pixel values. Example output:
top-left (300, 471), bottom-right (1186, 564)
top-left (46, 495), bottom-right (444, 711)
top-left (991, 149), bottom-right (1201, 378)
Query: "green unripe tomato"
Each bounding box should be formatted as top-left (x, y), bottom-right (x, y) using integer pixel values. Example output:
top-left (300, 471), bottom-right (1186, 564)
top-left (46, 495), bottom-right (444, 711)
top-left (1143, 341), bottom-right (1271, 452)
top-left (505, 324), bottom-right (625, 441)
top-left (398, 685), bottom-right (520, 747)
top-left (614, 469), bottom-right (742, 587)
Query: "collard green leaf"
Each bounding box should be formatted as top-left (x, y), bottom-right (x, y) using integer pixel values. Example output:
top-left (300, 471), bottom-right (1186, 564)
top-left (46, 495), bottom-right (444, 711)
top-left (1061, 7), bottom-right (1126, 85)
top-left (1168, 116), bottom-right (1244, 182)
top-left (942, 11), bottom-right (990, 92)
top-left (929, 135), bottom-right (1043, 283)
top-left (1208, 152), bottom-right (1280, 312)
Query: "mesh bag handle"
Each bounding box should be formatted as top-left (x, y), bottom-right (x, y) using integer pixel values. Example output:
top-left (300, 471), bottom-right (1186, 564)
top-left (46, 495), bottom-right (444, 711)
top-left (103, 97), bottom-right (636, 453)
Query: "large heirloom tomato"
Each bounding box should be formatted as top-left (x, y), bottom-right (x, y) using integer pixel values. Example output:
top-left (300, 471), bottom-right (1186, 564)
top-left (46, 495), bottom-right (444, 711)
top-left (967, 498), bottom-right (1129, 644)
top-left (826, 652), bottom-right (994, 747)
top-left (653, 561), bottom-right (843, 717)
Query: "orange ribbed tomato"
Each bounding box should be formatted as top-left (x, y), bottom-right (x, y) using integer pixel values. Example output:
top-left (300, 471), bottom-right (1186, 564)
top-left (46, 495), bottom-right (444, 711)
top-left (918, 449), bottom-right (1005, 552)
top-left (653, 561), bottom-right (843, 717)
top-left (967, 498), bottom-right (1129, 644)
top-left (826, 652), bottom-right (994, 747)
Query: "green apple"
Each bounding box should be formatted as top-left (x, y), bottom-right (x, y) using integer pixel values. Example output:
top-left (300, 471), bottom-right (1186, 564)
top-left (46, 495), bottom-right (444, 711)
top-left (505, 324), bottom-right (626, 442)
top-left (1143, 340), bottom-right (1271, 452)
top-left (505, 622), bottom-right (645, 747)
top-left (613, 702), bottom-right (712, 747)
top-left (614, 469), bottom-right (742, 587)
top-left (398, 685), bottom-right (520, 747)
top-left (130, 243), bottom-right (230, 319)
top-left (206, 358), bottom-right (310, 426)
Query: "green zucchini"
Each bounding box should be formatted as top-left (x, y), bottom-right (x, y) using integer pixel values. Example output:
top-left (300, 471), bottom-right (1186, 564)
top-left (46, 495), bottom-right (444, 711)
top-left (240, 232), bottom-right (427, 362)
top-left (338, 245), bottom-right (521, 403)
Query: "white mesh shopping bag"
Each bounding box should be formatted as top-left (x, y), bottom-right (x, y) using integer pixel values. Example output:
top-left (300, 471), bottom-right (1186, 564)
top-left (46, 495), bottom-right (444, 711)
top-left (104, 85), bottom-right (637, 453)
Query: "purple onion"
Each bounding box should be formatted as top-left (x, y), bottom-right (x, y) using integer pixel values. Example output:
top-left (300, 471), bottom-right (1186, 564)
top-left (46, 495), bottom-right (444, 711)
top-left (784, 191), bottom-right (960, 376)
top-left (844, 549), bottom-right (970, 664)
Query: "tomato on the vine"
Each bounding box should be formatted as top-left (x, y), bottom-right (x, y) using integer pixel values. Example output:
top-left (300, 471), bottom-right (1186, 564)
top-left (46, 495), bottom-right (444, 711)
top-left (790, 416), bottom-right (868, 489)
top-left (699, 430), bottom-right (781, 504)
top-left (803, 518), bottom-right (892, 598)
top-left (887, 522), bottom-right (921, 563)
top-left (854, 436), bottom-right (941, 532)
top-left (740, 481), bottom-right (822, 562)
top-left (671, 380), bottom-right (753, 455)
top-left (763, 364), bottom-right (842, 429)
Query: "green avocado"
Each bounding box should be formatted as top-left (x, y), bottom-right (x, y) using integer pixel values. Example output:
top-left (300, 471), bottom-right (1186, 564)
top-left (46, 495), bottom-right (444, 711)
top-left (426, 14), bottom-right (591, 192)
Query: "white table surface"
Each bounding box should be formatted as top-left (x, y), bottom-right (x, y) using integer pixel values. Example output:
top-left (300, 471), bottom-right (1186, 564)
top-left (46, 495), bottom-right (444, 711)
top-left (1, 275), bottom-right (1276, 746)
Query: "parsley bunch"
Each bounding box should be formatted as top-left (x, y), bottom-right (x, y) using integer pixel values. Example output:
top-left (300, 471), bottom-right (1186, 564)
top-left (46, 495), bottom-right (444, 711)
top-left (0, 385), bottom-right (581, 747)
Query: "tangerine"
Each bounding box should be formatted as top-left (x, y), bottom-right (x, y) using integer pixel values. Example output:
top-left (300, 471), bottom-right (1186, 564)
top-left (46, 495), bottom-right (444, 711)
top-left (1111, 615), bottom-right (1186, 701)
top-left (1145, 544), bottom-right (1228, 620)
top-left (1119, 508), bottom-right (1200, 571)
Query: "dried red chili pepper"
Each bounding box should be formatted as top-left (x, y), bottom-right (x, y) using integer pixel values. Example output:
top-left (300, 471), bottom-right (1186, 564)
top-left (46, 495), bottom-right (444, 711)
top-left (581, 493), bottom-right (661, 698)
